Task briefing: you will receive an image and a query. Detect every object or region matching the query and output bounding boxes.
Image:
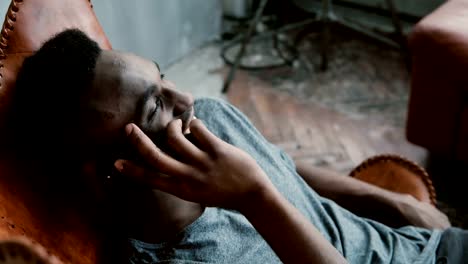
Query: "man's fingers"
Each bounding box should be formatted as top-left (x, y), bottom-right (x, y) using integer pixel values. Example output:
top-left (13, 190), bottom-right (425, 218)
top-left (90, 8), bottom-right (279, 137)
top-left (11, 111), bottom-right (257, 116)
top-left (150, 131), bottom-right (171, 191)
top-left (124, 123), bottom-right (189, 177)
top-left (114, 159), bottom-right (177, 193)
top-left (166, 119), bottom-right (205, 162)
top-left (189, 119), bottom-right (223, 154)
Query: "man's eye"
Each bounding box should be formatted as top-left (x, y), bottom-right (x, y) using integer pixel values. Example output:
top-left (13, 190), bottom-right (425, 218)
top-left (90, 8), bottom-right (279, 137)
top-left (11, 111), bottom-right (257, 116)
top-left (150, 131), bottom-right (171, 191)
top-left (147, 97), bottom-right (161, 123)
top-left (160, 73), bottom-right (165, 80)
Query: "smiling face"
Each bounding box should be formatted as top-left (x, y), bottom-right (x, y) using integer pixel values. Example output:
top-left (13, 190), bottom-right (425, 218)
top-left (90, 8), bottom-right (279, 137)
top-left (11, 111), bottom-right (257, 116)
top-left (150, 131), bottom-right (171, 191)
top-left (80, 50), bottom-right (194, 152)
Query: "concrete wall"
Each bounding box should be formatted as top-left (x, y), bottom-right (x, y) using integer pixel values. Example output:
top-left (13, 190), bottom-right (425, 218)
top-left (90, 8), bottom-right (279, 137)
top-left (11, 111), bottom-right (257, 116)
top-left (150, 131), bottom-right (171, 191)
top-left (1, 0), bottom-right (443, 65)
top-left (0, 0), bottom-right (222, 68)
top-left (92, 0), bottom-right (221, 68)
top-left (0, 2), bottom-right (9, 22)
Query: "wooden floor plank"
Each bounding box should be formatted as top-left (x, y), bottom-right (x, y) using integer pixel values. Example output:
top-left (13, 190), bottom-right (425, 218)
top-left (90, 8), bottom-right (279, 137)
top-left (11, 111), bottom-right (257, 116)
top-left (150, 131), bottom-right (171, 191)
top-left (227, 70), bottom-right (427, 173)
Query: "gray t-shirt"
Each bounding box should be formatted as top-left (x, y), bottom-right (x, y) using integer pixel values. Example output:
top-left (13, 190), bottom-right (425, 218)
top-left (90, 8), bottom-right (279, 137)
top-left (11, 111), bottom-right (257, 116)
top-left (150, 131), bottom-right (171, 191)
top-left (129, 98), bottom-right (441, 264)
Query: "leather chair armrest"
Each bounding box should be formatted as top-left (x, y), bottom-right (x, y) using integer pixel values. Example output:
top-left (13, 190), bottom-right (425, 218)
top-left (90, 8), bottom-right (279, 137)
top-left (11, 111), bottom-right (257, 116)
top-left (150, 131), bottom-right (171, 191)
top-left (406, 0), bottom-right (468, 155)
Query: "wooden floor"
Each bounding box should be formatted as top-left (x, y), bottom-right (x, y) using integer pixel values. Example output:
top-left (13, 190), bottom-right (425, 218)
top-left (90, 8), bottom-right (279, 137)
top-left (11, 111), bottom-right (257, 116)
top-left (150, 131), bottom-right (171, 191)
top-left (226, 70), bottom-right (427, 174)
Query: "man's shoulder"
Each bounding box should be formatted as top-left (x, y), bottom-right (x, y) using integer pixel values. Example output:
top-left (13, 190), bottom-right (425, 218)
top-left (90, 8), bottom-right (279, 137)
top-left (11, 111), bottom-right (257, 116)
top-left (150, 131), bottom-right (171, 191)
top-left (192, 97), bottom-right (258, 143)
top-left (194, 97), bottom-right (230, 109)
top-left (194, 97), bottom-right (240, 120)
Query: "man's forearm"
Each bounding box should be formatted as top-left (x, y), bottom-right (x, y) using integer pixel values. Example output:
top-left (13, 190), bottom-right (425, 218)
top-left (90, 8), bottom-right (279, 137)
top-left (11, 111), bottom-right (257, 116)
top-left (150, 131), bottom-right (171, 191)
top-left (295, 161), bottom-right (451, 229)
top-left (240, 185), bottom-right (348, 264)
top-left (294, 161), bottom-right (407, 226)
top-left (295, 161), bottom-right (399, 201)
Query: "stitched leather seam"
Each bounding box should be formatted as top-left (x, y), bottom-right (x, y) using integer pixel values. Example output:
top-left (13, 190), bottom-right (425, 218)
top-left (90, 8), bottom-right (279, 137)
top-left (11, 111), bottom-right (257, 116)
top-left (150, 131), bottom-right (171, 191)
top-left (0, 0), bottom-right (94, 87)
top-left (349, 154), bottom-right (437, 205)
top-left (0, 0), bottom-right (23, 87)
top-left (0, 1), bottom-right (95, 262)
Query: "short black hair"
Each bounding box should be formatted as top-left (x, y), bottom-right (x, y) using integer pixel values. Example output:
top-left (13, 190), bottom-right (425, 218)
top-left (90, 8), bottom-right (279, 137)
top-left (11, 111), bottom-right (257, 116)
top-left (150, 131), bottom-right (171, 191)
top-left (9, 28), bottom-right (102, 160)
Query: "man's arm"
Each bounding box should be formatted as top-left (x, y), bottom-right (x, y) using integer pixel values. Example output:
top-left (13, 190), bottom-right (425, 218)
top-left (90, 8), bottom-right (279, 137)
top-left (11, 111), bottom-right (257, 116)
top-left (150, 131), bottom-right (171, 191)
top-left (240, 183), bottom-right (347, 264)
top-left (115, 121), bottom-right (348, 264)
top-left (294, 161), bottom-right (450, 229)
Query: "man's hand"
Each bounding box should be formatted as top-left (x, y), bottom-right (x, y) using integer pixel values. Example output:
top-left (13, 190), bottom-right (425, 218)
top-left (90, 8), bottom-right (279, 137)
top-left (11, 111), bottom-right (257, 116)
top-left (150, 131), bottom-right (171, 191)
top-left (115, 119), bottom-right (348, 264)
top-left (394, 194), bottom-right (451, 229)
top-left (295, 162), bottom-right (451, 229)
top-left (114, 119), bottom-right (275, 211)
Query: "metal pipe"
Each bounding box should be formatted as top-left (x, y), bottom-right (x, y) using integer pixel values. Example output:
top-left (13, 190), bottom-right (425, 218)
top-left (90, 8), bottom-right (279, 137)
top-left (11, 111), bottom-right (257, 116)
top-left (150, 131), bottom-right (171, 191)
top-left (222, 0), bottom-right (269, 93)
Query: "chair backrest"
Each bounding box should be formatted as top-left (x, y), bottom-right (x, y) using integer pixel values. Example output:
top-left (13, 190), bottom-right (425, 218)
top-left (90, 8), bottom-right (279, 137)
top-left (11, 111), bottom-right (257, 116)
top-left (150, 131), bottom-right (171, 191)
top-left (0, 0), bottom-right (112, 263)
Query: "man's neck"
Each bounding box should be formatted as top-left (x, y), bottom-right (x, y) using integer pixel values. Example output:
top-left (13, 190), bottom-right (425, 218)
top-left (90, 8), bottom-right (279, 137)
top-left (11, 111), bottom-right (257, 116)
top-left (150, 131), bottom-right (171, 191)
top-left (124, 188), bottom-right (204, 243)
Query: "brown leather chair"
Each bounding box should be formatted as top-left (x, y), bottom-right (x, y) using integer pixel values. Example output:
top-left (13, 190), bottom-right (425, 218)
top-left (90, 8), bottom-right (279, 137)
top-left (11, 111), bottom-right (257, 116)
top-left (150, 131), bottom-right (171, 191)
top-left (0, 1), bottom-right (443, 262)
top-left (0, 0), bottom-right (111, 263)
top-left (406, 0), bottom-right (468, 163)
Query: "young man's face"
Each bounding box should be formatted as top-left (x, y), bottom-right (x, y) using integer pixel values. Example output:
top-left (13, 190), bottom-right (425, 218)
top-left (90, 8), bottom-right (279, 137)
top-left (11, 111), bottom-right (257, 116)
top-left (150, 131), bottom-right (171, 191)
top-left (81, 50), bottom-right (194, 149)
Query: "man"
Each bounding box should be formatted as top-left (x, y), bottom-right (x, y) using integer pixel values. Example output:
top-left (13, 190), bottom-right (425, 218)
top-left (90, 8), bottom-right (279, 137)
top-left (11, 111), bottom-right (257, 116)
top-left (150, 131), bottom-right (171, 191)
top-left (7, 29), bottom-right (465, 263)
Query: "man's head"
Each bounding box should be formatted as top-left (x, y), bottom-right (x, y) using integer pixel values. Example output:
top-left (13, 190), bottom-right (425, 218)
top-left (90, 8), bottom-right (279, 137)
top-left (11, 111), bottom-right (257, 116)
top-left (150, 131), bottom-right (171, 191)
top-left (10, 29), bottom-right (194, 170)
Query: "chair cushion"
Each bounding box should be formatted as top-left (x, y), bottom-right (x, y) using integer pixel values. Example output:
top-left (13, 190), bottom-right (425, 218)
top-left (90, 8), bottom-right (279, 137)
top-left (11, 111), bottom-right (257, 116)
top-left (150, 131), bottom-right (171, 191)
top-left (406, 0), bottom-right (468, 160)
top-left (0, 1), bottom-right (112, 263)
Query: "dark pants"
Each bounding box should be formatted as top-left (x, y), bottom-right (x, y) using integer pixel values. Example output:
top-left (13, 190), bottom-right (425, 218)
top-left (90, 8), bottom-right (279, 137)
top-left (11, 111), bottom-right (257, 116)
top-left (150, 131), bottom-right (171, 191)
top-left (436, 227), bottom-right (468, 264)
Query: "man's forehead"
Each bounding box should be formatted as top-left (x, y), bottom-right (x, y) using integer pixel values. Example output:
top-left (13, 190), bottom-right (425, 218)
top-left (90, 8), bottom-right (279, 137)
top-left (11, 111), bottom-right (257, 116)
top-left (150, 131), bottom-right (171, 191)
top-left (98, 50), bottom-right (158, 71)
top-left (93, 51), bottom-right (158, 89)
top-left (98, 50), bottom-right (129, 71)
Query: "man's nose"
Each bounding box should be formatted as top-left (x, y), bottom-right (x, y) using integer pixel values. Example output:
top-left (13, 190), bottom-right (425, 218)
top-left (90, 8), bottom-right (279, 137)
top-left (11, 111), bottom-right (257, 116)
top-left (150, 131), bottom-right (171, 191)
top-left (162, 86), bottom-right (194, 116)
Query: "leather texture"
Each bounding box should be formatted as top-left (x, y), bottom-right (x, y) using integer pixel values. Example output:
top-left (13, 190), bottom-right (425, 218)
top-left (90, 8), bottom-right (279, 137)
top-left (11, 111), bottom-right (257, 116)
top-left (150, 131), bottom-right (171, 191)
top-left (457, 106), bottom-right (468, 161)
top-left (406, 0), bottom-right (468, 162)
top-left (0, 0), bottom-right (112, 263)
top-left (0, 0), bottom-right (111, 128)
top-left (350, 154), bottom-right (437, 206)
